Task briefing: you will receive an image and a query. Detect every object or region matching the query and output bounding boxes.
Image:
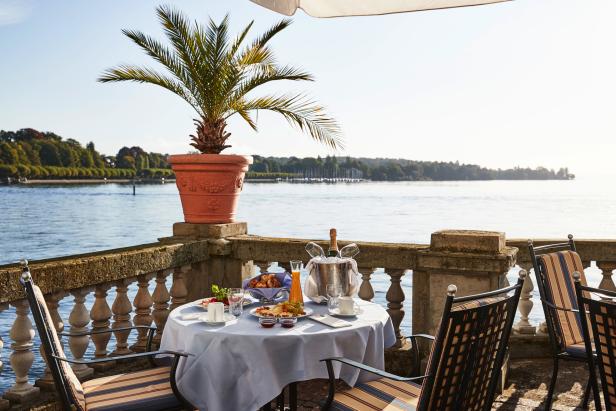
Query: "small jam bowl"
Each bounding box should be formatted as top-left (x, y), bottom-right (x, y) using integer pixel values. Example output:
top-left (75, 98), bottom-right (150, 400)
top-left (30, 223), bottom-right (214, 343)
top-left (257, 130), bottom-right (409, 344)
top-left (279, 317), bottom-right (297, 328)
top-left (259, 317), bottom-right (277, 328)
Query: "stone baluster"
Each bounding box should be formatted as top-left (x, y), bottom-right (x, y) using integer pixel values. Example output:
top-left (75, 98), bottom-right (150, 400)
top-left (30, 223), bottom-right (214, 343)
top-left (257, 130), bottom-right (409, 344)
top-left (37, 292), bottom-right (66, 390)
top-left (170, 267), bottom-right (188, 311)
top-left (358, 267), bottom-right (375, 302)
top-left (4, 299), bottom-right (40, 403)
top-left (596, 261), bottom-right (616, 292)
top-left (131, 274), bottom-right (153, 352)
top-left (255, 261), bottom-right (271, 275)
top-left (0, 303), bottom-right (7, 410)
top-left (111, 279), bottom-right (133, 356)
top-left (385, 269), bottom-right (406, 348)
top-left (279, 261), bottom-right (291, 273)
top-left (68, 288), bottom-right (94, 379)
top-left (152, 271), bottom-right (171, 347)
top-left (514, 266), bottom-right (536, 334)
top-left (90, 284), bottom-right (113, 368)
top-left (0, 303), bottom-right (7, 371)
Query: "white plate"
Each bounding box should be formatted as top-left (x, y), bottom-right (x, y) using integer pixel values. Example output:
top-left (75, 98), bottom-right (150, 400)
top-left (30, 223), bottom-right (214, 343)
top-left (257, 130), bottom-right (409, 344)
top-left (202, 313), bottom-right (237, 326)
top-left (195, 298), bottom-right (254, 310)
top-left (249, 305), bottom-right (314, 319)
top-left (328, 306), bottom-right (362, 317)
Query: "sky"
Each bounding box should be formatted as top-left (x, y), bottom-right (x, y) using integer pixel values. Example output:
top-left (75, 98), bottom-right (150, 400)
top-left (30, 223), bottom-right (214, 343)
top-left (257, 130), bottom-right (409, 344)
top-left (1, 0), bottom-right (615, 177)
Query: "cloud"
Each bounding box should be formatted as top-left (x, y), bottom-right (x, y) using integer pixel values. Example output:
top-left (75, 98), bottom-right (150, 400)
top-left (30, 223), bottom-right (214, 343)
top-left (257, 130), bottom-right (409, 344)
top-left (0, 0), bottom-right (32, 26)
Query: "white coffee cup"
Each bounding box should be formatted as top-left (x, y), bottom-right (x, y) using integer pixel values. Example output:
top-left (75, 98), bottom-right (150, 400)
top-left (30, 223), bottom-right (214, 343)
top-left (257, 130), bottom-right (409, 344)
top-left (208, 302), bottom-right (224, 322)
top-left (338, 297), bottom-right (355, 315)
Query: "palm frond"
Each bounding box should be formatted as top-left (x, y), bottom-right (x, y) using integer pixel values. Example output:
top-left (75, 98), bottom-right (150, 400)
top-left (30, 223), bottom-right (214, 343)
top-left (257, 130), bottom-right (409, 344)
top-left (97, 65), bottom-right (201, 114)
top-left (121, 29), bottom-right (199, 100)
top-left (235, 19), bottom-right (291, 68)
top-left (230, 65), bottom-right (313, 106)
top-left (156, 5), bottom-right (208, 109)
top-left (233, 94), bottom-right (344, 150)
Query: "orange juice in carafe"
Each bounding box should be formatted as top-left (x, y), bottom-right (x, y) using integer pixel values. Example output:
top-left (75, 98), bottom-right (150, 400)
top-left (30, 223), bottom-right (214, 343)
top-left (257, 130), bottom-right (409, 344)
top-left (288, 260), bottom-right (303, 304)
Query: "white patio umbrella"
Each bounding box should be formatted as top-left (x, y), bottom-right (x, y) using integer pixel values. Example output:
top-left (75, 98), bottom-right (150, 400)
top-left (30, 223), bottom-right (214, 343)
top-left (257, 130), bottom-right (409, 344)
top-left (250, 0), bottom-right (510, 17)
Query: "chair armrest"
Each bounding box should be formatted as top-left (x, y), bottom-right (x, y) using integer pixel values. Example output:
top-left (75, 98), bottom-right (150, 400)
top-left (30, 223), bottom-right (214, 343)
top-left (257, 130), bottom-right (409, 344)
top-left (52, 350), bottom-right (191, 365)
top-left (320, 357), bottom-right (428, 383)
top-left (409, 334), bottom-right (435, 341)
top-left (59, 325), bottom-right (156, 337)
top-left (543, 301), bottom-right (582, 313)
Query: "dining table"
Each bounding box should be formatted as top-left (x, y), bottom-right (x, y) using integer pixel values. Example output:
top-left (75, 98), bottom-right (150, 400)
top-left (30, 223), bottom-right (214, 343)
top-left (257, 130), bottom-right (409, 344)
top-left (159, 297), bottom-right (397, 411)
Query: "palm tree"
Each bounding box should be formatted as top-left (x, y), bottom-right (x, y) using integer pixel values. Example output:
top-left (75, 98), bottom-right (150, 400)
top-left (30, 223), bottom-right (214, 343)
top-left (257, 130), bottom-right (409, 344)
top-left (99, 5), bottom-right (343, 154)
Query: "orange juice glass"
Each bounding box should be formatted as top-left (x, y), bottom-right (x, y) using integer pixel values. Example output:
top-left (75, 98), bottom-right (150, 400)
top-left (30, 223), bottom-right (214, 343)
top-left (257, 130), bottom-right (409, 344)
top-left (288, 260), bottom-right (303, 304)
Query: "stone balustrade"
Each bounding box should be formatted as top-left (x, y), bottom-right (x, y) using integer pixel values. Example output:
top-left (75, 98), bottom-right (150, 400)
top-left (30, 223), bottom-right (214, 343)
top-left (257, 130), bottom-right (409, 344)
top-left (1, 224), bottom-right (615, 409)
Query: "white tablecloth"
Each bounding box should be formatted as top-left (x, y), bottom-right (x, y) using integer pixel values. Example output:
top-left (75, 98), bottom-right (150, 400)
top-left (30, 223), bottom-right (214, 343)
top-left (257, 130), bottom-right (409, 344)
top-left (160, 299), bottom-right (396, 411)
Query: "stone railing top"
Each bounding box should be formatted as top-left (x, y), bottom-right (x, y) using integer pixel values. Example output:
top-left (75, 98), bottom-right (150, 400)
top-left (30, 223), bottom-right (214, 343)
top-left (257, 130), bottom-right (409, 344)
top-left (431, 230), bottom-right (505, 254)
top-left (229, 235), bottom-right (429, 269)
top-left (508, 238), bottom-right (616, 265)
top-left (0, 240), bottom-right (210, 304)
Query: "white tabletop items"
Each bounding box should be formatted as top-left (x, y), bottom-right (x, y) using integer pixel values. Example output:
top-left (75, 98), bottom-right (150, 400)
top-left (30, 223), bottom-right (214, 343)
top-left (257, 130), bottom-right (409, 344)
top-left (160, 232), bottom-right (395, 410)
top-left (160, 298), bottom-right (396, 411)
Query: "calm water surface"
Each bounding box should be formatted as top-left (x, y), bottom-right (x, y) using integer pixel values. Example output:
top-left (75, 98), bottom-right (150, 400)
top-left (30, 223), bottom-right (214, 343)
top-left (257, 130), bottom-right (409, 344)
top-left (1, 178), bottom-right (614, 389)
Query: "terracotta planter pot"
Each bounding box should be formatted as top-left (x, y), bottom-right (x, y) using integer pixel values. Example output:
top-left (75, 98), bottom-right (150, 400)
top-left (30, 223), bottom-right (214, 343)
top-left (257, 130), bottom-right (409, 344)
top-left (169, 154), bottom-right (253, 224)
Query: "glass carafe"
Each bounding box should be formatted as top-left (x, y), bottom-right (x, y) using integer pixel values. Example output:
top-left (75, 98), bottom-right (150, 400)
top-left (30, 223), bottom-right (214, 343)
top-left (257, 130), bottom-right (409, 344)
top-left (288, 260), bottom-right (303, 304)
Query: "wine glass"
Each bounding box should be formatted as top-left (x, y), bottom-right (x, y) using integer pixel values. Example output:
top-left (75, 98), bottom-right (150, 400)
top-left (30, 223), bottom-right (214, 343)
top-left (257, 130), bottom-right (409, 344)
top-left (326, 283), bottom-right (341, 312)
top-left (227, 288), bottom-right (245, 317)
top-left (305, 242), bottom-right (325, 259)
top-left (340, 243), bottom-right (360, 259)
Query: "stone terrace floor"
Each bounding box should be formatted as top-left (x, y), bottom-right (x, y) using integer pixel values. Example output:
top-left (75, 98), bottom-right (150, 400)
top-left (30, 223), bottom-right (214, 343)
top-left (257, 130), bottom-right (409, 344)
top-left (290, 358), bottom-right (597, 411)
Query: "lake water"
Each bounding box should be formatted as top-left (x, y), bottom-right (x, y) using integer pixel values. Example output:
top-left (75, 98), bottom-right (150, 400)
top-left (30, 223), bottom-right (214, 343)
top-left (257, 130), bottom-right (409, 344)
top-left (1, 178), bottom-right (614, 390)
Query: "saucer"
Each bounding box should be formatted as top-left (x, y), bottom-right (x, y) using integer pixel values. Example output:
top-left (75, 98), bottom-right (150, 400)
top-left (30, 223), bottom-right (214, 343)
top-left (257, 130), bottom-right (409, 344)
top-left (328, 306), bottom-right (361, 318)
top-left (202, 313), bottom-right (237, 326)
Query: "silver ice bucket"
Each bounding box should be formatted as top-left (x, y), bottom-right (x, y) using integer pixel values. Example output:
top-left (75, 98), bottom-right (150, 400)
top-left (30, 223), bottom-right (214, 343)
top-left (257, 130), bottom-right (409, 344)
top-left (311, 260), bottom-right (354, 297)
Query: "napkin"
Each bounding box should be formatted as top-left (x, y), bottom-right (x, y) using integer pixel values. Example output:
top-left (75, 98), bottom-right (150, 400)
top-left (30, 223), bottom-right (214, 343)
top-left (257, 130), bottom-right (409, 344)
top-left (179, 313), bottom-right (203, 321)
top-left (309, 314), bottom-right (352, 328)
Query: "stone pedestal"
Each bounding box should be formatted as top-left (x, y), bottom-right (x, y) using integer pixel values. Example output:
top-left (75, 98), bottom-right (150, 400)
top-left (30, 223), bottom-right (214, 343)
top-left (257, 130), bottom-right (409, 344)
top-left (172, 222), bottom-right (248, 240)
top-left (166, 222), bottom-right (253, 301)
top-left (412, 230), bottom-right (517, 391)
top-left (414, 230), bottom-right (517, 336)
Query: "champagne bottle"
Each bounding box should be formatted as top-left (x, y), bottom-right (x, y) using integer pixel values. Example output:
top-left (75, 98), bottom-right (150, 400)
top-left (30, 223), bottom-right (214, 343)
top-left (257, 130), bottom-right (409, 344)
top-left (328, 228), bottom-right (339, 257)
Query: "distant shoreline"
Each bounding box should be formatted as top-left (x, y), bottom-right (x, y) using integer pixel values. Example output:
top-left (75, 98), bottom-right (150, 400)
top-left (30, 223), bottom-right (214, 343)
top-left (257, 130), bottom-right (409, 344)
top-left (1, 177), bottom-right (578, 186)
top-left (11, 178), bottom-right (175, 185)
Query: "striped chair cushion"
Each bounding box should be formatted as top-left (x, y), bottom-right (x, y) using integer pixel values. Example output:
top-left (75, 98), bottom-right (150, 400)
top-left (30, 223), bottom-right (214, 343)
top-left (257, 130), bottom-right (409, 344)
top-left (33, 285), bottom-right (86, 410)
top-left (332, 378), bottom-right (421, 411)
top-left (83, 366), bottom-right (183, 411)
top-left (537, 251), bottom-right (588, 352)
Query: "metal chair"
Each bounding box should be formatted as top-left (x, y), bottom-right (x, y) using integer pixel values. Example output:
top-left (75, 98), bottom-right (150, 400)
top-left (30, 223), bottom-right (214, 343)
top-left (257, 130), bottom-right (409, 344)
top-left (528, 235), bottom-right (596, 409)
top-left (575, 273), bottom-right (616, 411)
top-left (320, 270), bottom-right (525, 411)
top-left (19, 260), bottom-right (195, 411)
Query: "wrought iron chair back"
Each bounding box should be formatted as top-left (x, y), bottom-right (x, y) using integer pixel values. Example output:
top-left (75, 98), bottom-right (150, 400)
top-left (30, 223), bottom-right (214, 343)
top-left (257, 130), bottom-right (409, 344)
top-left (417, 277), bottom-right (523, 411)
top-left (19, 261), bottom-right (195, 411)
top-left (528, 235), bottom-right (586, 355)
top-left (575, 275), bottom-right (616, 411)
top-left (20, 263), bottom-right (85, 410)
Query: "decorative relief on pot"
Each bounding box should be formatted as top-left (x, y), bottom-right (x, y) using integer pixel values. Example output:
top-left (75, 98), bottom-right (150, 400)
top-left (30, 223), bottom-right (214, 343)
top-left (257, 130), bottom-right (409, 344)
top-left (236, 176), bottom-right (244, 192)
top-left (177, 175), bottom-right (239, 193)
top-left (206, 199), bottom-right (221, 212)
top-left (198, 179), bottom-right (228, 193)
